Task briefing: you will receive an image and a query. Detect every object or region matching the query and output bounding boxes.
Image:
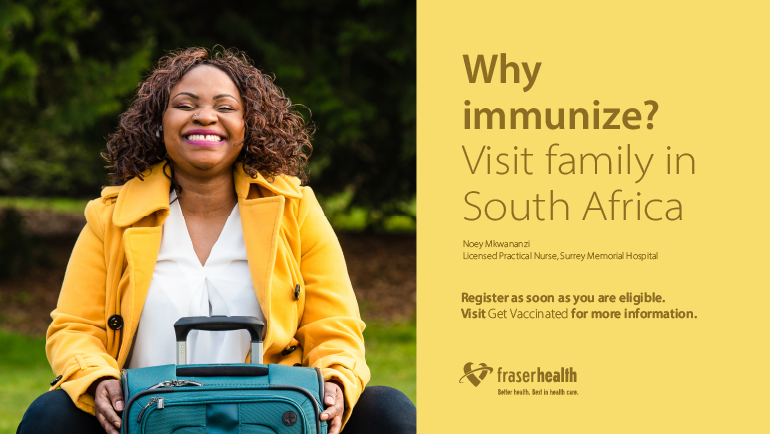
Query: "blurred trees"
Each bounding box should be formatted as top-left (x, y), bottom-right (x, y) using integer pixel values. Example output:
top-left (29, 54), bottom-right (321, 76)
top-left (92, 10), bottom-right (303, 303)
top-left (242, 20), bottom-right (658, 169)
top-left (0, 0), bottom-right (415, 220)
top-left (0, 0), bottom-right (152, 197)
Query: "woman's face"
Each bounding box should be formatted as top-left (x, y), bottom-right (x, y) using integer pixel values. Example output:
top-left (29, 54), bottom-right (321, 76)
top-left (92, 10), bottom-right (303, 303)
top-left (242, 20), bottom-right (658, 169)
top-left (162, 65), bottom-right (246, 175)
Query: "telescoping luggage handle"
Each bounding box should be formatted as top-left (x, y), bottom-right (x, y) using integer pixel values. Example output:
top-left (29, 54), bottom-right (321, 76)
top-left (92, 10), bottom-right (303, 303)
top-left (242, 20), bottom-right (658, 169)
top-left (173, 316), bottom-right (265, 365)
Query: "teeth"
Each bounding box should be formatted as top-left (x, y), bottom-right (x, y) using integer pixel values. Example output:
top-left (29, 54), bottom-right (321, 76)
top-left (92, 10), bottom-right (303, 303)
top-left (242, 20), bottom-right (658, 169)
top-left (186, 134), bottom-right (223, 141)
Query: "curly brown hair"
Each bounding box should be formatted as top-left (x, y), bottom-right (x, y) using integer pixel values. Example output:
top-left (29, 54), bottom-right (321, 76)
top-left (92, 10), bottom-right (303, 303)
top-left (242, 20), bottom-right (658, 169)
top-left (103, 47), bottom-right (312, 185)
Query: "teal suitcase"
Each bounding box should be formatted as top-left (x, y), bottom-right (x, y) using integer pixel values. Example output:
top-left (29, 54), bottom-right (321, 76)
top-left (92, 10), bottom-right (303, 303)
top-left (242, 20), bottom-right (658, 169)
top-left (121, 316), bottom-right (327, 434)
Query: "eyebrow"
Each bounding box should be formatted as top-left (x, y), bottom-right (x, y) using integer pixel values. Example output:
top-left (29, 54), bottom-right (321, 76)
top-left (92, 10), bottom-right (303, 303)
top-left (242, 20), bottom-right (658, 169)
top-left (171, 92), bottom-right (198, 100)
top-left (170, 92), bottom-right (238, 102)
top-left (213, 94), bottom-right (238, 101)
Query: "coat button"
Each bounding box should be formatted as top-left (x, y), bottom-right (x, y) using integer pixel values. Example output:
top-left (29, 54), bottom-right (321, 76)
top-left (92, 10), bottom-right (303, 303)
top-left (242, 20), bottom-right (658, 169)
top-left (281, 345), bottom-right (297, 356)
top-left (50, 375), bottom-right (62, 386)
top-left (294, 284), bottom-right (300, 300)
top-left (108, 315), bottom-right (124, 330)
top-left (293, 363), bottom-right (302, 367)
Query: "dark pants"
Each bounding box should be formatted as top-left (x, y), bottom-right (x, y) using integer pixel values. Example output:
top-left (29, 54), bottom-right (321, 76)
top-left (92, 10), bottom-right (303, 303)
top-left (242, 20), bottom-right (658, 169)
top-left (18, 385), bottom-right (415, 434)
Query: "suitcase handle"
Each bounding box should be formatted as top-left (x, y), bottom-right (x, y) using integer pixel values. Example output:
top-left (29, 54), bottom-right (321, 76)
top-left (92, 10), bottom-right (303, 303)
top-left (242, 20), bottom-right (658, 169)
top-left (173, 316), bottom-right (265, 365)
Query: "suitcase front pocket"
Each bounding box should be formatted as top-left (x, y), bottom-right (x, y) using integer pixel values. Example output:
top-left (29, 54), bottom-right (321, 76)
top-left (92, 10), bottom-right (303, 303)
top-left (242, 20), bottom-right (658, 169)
top-left (140, 395), bottom-right (316, 434)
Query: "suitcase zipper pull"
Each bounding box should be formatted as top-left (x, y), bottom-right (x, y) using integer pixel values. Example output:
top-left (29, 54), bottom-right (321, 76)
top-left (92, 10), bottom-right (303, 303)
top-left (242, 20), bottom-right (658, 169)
top-left (172, 380), bottom-right (203, 387)
top-left (148, 380), bottom-right (203, 389)
top-left (157, 397), bottom-right (164, 410)
top-left (136, 397), bottom-right (158, 423)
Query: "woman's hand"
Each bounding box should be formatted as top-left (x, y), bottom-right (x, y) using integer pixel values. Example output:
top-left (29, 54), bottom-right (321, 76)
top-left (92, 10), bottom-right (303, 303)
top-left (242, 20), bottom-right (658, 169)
top-left (90, 378), bottom-right (124, 434)
top-left (320, 381), bottom-right (345, 434)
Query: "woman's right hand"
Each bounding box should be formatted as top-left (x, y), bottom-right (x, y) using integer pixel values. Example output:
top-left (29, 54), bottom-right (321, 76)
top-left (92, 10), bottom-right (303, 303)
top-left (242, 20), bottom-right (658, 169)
top-left (91, 377), bottom-right (124, 434)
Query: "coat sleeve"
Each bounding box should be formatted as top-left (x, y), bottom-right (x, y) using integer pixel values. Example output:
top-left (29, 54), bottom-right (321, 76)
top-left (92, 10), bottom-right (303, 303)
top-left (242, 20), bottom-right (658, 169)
top-left (45, 199), bottom-right (121, 415)
top-left (293, 187), bottom-right (370, 427)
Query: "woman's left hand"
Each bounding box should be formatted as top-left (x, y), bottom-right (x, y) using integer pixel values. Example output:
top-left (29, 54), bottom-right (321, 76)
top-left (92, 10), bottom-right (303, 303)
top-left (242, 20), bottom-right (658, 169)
top-left (320, 381), bottom-right (345, 434)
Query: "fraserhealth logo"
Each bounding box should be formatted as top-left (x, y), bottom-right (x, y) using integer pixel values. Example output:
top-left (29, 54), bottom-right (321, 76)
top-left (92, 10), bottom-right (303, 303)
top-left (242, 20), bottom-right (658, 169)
top-left (459, 362), bottom-right (494, 387)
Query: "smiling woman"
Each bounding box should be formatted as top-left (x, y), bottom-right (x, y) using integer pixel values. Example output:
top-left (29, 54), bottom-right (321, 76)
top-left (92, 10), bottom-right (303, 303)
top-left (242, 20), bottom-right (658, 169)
top-left (17, 47), bottom-right (416, 434)
top-left (104, 48), bottom-right (311, 189)
top-left (163, 67), bottom-right (245, 167)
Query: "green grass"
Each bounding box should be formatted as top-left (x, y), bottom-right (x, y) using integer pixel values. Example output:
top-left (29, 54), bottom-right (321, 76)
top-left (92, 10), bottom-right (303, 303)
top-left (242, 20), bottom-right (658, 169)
top-left (0, 197), bottom-right (90, 215)
top-left (0, 331), bottom-right (53, 434)
top-left (319, 190), bottom-right (416, 233)
top-left (364, 321), bottom-right (416, 404)
top-left (0, 321), bottom-right (416, 432)
top-left (0, 195), bottom-right (417, 233)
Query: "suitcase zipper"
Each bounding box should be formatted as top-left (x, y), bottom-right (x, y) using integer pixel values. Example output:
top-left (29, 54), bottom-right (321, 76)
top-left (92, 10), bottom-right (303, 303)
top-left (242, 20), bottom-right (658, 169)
top-left (132, 381), bottom-right (201, 424)
top-left (148, 379), bottom-right (204, 389)
top-left (136, 397), bottom-right (157, 423)
top-left (136, 397), bottom-right (166, 423)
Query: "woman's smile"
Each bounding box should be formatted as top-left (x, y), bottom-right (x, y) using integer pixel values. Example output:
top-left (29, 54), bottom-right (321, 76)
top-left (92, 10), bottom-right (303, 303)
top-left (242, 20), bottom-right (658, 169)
top-left (182, 129), bottom-right (228, 147)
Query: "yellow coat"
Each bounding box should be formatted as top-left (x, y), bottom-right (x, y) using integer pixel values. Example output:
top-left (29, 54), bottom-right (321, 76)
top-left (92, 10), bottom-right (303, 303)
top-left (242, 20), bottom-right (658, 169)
top-left (46, 162), bottom-right (370, 425)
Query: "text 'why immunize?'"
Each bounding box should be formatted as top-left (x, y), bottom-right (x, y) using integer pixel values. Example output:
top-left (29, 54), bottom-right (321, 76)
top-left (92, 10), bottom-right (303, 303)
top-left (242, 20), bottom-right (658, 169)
top-left (460, 54), bottom-right (696, 222)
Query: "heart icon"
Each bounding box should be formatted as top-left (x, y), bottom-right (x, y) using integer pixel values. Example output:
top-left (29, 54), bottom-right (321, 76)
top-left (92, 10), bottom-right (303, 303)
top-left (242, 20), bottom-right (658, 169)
top-left (460, 362), bottom-right (493, 387)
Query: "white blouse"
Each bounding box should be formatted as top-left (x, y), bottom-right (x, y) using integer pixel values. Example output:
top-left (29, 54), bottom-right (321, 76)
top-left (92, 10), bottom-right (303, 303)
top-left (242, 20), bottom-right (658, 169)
top-left (128, 192), bottom-right (265, 369)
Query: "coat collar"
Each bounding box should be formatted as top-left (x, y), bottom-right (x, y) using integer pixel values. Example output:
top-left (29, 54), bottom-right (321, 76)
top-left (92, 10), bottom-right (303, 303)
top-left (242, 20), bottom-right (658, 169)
top-left (110, 161), bottom-right (302, 227)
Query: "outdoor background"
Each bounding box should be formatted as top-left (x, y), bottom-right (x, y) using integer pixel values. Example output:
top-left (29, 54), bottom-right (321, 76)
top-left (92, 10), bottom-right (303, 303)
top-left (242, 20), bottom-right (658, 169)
top-left (0, 1), bottom-right (416, 431)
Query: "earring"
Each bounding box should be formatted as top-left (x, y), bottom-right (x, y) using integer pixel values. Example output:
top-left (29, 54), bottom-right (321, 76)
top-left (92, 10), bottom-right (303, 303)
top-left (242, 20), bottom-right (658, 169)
top-left (156, 125), bottom-right (163, 137)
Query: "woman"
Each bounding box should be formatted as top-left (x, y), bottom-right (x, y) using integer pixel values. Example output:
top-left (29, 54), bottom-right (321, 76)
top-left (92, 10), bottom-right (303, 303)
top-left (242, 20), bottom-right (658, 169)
top-left (18, 47), bottom-right (415, 434)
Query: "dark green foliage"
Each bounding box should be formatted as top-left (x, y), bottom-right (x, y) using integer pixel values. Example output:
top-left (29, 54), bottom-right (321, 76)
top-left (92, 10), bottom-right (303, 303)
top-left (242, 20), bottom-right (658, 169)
top-left (0, 207), bottom-right (33, 279)
top-left (0, 0), bottom-right (415, 220)
top-left (0, 0), bottom-right (154, 197)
